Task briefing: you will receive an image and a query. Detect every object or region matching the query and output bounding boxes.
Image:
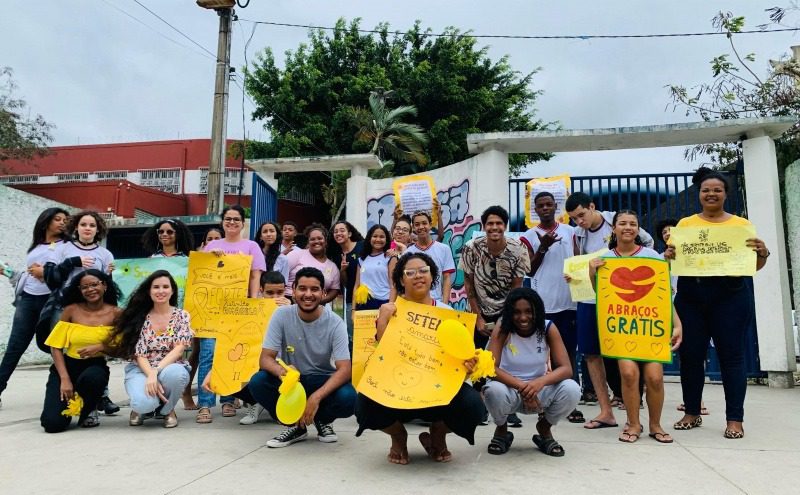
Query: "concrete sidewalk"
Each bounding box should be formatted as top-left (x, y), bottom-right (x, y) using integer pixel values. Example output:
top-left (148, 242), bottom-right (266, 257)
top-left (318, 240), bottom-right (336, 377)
top-left (1, 362), bottom-right (798, 495)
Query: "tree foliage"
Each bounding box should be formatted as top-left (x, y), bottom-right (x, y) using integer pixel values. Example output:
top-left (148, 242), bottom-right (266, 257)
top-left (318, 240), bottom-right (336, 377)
top-left (0, 67), bottom-right (54, 163)
top-left (667, 9), bottom-right (800, 168)
top-left (243, 18), bottom-right (552, 205)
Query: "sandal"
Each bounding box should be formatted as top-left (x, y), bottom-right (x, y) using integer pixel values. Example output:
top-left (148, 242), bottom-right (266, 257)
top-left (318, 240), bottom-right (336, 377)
top-left (567, 409), bottom-right (586, 424)
top-left (221, 402), bottom-right (236, 417)
top-left (196, 407), bottom-right (213, 424)
top-left (649, 432), bottom-right (674, 444)
top-left (724, 428), bottom-right (744, 439)
top-left (532, 434), bottom-right (565, 457)
top-left (487, 431), bottom-right (514, 455)
top-left (618, 425), bottom-right (643, 443)
top-left (673, 416), bottom-right (702, 430)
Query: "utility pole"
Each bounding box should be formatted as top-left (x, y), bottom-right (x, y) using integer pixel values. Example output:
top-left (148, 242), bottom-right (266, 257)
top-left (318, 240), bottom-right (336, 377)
top-left (205, 7), bottom-right (233, 215)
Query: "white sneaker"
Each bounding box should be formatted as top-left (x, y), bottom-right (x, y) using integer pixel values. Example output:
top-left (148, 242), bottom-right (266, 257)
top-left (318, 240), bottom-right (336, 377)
top-left (239, 403), bottom-right (264, 425)
top-left (314, 421), bottom-right (338, 443)
top-left (266, 425), bottom-right (308, 448)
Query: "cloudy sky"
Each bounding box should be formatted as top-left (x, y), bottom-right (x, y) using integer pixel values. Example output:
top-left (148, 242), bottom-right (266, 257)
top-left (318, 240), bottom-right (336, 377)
top-left (2, 1), bottom-right (796, 176)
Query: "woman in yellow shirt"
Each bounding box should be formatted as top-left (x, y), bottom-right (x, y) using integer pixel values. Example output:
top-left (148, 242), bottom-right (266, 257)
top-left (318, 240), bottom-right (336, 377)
top-left (665, 167), bottom-right (769, 440)
top-left (40, 269), bottom-right (121, 432)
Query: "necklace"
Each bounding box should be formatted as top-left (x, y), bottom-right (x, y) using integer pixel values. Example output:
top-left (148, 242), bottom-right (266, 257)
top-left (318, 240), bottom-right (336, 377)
top-left (76, 238), bottom-right (96, 247)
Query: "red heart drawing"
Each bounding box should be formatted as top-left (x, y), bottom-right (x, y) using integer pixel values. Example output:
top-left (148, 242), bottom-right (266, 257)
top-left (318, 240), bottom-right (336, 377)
top-left (610, 266), bottom-right (656, 303)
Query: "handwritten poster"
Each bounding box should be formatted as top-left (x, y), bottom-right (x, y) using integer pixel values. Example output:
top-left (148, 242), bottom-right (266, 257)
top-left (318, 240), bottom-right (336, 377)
top-left (115, 257), bottom-right (188, 307)
top-left (393, 175), bottom-right (438, 226)
top-left (669, 225), bottom-right (757, 277)
top-left (524, 174), bottom-right (571, 228)
top-left (357, 298), bottom-right (477, 409)
top-left (352, 310), bottom-right (380, 386)
top-left (596, 257), bottom-right (673, 363)
top-left (184, 251), bottom-right (251, 338)
top-left (563, 249), bottom-right (608, 302)
top-left (209, 298), bottom-right (277, 396)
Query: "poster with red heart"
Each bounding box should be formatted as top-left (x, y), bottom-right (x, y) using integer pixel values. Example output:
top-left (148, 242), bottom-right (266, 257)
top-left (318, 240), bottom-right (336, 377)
top-left (596, 257), bottom-right (673, 363)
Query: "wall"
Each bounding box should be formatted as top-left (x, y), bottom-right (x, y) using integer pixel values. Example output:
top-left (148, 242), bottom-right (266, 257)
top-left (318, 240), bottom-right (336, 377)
top-left (365, 150), bottom-right (509, 310)
top-left (0, 186), bottom-right (76, 365)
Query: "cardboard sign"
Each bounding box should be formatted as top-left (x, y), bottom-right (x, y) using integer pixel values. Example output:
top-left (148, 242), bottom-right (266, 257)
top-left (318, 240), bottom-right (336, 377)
top-left (669, 225), bottom-right (757, 276)
top-left (115, 257), bottom-right (188, 307)
top-left (351, 310), bottom-right (380, 386)
top-left (393, 175), bottom-right (438, 226)
top-left (524, 175), bottom-right (571, 228)
top-left (596, 257), bottom-right (673, 363)
top-left (209, 298), bottom-right (277, 396)
top-left (357, 298), bottom-right (476, 409)
top-left (184, 251), bottom-right (251, 339)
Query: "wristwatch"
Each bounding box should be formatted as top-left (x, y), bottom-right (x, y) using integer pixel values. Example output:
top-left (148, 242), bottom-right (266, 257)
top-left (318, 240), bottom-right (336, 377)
top-left (757, 249), bottom-right (770, 259)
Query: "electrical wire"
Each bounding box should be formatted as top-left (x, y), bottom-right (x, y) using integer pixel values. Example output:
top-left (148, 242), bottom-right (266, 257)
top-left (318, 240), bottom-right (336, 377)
top-left (239, 18), bottom-right (798, 40)
top-left (131, 0), bottom-right (218, 59)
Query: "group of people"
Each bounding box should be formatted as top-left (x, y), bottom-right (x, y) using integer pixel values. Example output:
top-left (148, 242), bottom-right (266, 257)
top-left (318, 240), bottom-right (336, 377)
top-left (0, 166), bottom-right (769, 461)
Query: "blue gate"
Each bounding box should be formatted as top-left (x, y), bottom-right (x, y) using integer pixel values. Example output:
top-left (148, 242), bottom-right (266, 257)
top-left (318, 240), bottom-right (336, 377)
top-left (509, 169), bottom-right (763, 380)
top-left (249, 174), bottom-right (278, 239)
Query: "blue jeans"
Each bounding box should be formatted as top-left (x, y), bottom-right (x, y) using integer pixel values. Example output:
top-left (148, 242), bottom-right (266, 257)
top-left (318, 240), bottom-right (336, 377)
top-left (0, 292), bottom-right (50, 396)
top-left (197, 338), bottom-right (233, 408)
top-left (124, 362), bottom-right (190, 415)
top-left (247, 370), bottom-right (356, 425)
top-left (676, 276), bottom-right (753, 422)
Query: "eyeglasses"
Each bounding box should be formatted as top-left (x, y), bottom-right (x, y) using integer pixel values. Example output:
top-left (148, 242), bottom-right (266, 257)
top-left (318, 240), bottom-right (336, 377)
top-left (393, 227), bottom-right (410, 233)
top-left (223, 217), bottom-right (242, 223)
top-left (79, 282), bottom-right (103, 291)
top-left (403, 266), bottom-right (431, 278)
top-left (158, 229), bottom-right (175, 235)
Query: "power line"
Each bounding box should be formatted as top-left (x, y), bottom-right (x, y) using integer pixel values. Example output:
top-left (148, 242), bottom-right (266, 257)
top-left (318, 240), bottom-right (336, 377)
top-left (239, 18), bottom-right (798, 40)
top-left (131, 0), bottom-right (218, 59)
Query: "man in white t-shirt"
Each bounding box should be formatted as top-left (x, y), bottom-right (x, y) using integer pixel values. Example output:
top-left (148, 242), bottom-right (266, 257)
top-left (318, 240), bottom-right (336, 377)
top-left (404, 211), bottom-right (455, 303)
top-left (521, 192), bottom-right (583, 423)
top-left (565, 192), bottom-right (654, 429)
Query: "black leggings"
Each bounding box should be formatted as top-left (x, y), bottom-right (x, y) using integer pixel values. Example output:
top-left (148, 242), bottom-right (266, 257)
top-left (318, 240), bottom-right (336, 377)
top-left (40, 356), bottom-right (109, 433)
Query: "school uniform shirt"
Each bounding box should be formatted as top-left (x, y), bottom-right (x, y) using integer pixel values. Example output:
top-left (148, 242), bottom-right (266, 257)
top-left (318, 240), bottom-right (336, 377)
top-left (404, 241), bottom-right (456, 302)
top-left (358, 253), bottom-right (392, 301)
top-left (23, 241), bottom-right (65, 296)
top-left (520, 224), bottom-right (576, 314)
top-left (54, 241), bottom-right (115, 286)
top-left (458, 236), bottom-right (530, 318)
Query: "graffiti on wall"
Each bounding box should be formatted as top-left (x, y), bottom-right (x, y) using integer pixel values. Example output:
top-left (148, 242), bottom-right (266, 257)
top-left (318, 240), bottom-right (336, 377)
top-left (366, 178), bottom-right (481, 311)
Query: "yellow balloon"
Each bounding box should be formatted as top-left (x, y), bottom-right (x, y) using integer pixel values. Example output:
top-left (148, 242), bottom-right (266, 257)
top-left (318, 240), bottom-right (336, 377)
top-left (437, 319), bottom-right (475, 360)
top-left (276, 382), bottom-right (307, 425)
top-left (279, 368), bottom-right (300, 395)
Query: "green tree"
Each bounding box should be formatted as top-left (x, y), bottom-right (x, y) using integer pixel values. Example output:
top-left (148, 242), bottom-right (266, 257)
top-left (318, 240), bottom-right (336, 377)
top-left (244, 18), bottom-right (552, 218)
top-left (0, 67), bottom-right (54, 164)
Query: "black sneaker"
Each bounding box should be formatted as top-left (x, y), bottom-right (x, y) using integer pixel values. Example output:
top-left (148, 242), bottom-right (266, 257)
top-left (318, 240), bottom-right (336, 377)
top-left (266, 426), bottom-right (308, 448)
top-left (507, 413), bottom-right (523, 428)
top-left (97, 396), bottom-right (120, 415)
top-left (314, 421), bottom-right (338, 443)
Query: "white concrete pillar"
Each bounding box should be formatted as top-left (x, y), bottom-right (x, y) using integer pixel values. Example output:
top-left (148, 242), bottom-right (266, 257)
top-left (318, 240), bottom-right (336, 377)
top-left (742, 134), bottom-right (797, 387)
top-left (470, 149), bottom-right (510, 214)
top-left (347, 164), bottom-right (369, 234)
top-left (254, 170), bottom-right (278, 192)
top-left (785, 160), bottom-right (800, 358)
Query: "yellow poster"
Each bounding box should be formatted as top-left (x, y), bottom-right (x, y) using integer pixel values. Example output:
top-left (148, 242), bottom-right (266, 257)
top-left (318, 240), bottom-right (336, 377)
top-left (393, 175), bottom-right (438, 226)
top-left (563, 249), bottom-right (607, 302)
top-left (669, 225), bottom-right (757, 277)
top-left (357, 298), bottom-right (477, 409)
top-left (524, 174), bottom-right (571, 228)
top-left (184, 251), bottom-right (252, 338)
top-left (352, 310), bottom-right (380, 386)
top-left (596, 257), bottom-right (673, 363)
top-left (209, 298), bottom-right (277, 396)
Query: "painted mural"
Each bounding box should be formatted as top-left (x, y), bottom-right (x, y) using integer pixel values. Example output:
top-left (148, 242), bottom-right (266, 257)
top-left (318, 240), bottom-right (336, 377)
top-left (367, 178), bottom-right (481, 311)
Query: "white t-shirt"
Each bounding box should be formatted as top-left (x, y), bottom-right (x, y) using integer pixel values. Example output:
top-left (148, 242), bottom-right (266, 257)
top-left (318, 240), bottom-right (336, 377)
top-left (54, 241), bottom-right (114, 287)
top-left (23, 241), bottom-right (65, 295)
top-left (404, 241), bottom-right (455, 301)
top-left (521, 224), bottom-right (576, 313)
top-left (358, 253), bottom-right (392, 301)
top-left (583, 217), bottom-right (614, 254)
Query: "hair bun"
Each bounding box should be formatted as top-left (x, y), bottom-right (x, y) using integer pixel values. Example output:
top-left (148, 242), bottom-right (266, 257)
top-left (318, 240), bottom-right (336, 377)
top-left (692, 167), bottom-right (714, 186)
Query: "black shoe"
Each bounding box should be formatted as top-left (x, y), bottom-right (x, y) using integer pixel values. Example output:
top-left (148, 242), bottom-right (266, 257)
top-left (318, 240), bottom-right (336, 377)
top-left (97, 396), bottom-right (120, 415)
top-left (507, 413), bottom-right (523, 428)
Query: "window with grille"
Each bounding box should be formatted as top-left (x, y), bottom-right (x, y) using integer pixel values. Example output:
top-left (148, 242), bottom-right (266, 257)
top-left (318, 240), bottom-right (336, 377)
top-left (138, 168), bottom-right (181, 194)
top-left (199, 167), bottom-right (243, 194)
top-left (55, 172), bottom-right (89, 183)
top-left (96, 170), bottom-right (128, 181)
top-left (0, 174), bottom-right (40, 185)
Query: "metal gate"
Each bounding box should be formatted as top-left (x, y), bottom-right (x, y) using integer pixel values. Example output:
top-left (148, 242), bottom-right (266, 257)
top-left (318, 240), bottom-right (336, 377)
top-left (249, 174), bottom-right (278, 238)
top-left (509, 169), bottom-right (763, 380)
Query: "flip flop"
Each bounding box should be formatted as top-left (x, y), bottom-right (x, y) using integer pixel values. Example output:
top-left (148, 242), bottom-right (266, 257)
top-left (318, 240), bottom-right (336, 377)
top-left (532, 434), bottom-right (565, 457)
top-left (583, 419), bottom-right (618, 429)
top-left (619, 426), bottom-right (643, 443)
top-left (649, 432), bottom-right (674, 444)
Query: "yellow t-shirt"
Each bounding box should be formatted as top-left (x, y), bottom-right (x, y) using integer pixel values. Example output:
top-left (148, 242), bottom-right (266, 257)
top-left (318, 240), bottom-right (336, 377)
top-left (677, 214), bottom-right (751, 227)
top-left (45, 321), bottom-right (114, 359)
